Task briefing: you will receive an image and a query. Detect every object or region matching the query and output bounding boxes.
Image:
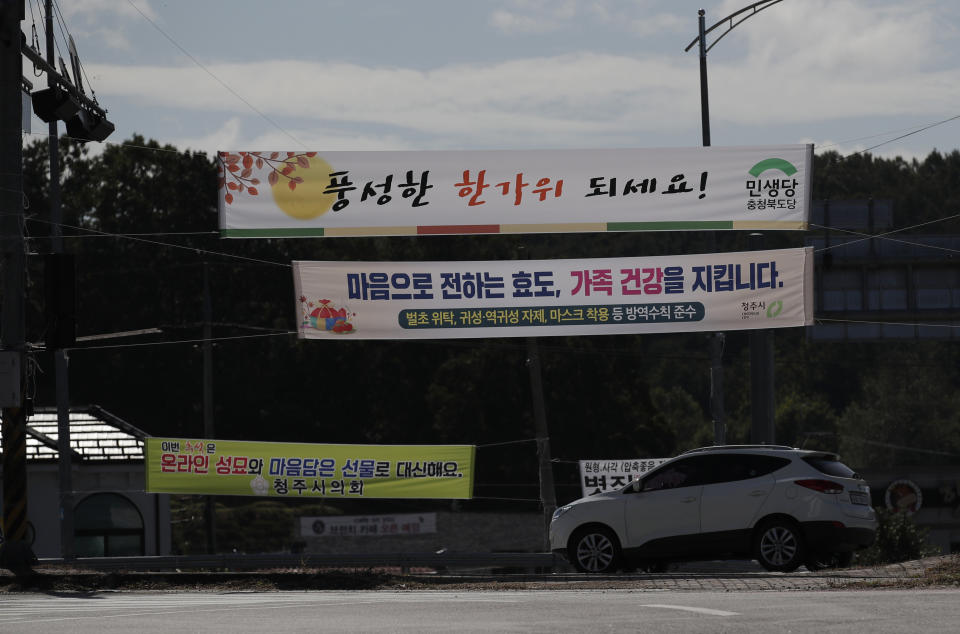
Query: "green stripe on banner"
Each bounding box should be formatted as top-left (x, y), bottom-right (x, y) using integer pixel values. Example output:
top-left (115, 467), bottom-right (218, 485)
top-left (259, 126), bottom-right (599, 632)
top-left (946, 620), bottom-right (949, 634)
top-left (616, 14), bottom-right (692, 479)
top-left (607, 221), bottom-right (735, 231)
top-left (222, 228), bottom-right (326, 238)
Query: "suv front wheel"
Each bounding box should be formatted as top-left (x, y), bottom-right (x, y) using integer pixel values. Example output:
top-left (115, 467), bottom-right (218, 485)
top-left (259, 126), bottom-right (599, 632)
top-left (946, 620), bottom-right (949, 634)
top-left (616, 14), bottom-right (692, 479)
top-left (569, 526), bottom-right (621, 573)
top-left (755, 519), bottom-right (805, 572)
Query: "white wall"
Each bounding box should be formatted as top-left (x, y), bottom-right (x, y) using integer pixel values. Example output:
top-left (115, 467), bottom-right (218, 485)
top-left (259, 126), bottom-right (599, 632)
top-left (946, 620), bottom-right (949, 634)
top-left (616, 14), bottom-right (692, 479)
top-left (1, 461), bottom-right (171, 559)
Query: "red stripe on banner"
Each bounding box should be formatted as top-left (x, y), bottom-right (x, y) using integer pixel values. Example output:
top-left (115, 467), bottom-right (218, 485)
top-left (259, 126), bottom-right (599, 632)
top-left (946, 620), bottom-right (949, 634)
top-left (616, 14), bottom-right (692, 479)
top-left (417, 225), bottom-right (501, 235)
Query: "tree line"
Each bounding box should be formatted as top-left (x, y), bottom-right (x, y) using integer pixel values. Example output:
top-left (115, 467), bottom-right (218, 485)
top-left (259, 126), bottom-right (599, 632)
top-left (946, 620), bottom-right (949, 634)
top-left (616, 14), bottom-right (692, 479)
top-left (18, 137), bottom-right (960, 505)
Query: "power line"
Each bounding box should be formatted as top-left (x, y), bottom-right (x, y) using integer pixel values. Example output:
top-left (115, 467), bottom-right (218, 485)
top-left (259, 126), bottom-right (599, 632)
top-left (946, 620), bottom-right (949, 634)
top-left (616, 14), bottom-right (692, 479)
top-left (843, 114), bottom-right (960, 158)
top-left (31, 228), bottom-right (219, 238)
top-left (816, 318), bottom-right (960, 331)
top-left (23, 130), bottom-right (197, 155)
top-left (803, 432), bottom-right (960, 458)
top-left (476, 438), bottom-right (537, 449)
top-left (63, 330), bottom-right (297, 352)
top-left (810, 213), bottom-right (960, 255)
top-left (124, 0), bottom-right (305, 149)
top-left (25, 216), bottom-right (291, 268)
top-left (817, 115), bottom-right (960, 153)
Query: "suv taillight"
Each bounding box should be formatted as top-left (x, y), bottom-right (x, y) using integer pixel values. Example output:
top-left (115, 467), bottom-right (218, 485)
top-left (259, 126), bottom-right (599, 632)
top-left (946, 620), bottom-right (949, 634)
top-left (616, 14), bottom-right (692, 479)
top-left (795, 479), bottom-right (844, 494)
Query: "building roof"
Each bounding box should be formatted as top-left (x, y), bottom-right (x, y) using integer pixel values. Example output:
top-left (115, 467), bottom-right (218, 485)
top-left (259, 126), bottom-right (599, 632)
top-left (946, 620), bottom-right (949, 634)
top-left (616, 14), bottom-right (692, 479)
top-left (1, 406), bottom-right (148, 462)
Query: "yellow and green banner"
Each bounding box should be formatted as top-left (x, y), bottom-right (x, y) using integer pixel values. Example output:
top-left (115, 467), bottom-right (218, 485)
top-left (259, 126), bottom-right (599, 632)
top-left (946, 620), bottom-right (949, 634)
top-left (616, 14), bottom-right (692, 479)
top-left (145, 438), bottom-right (475, 499)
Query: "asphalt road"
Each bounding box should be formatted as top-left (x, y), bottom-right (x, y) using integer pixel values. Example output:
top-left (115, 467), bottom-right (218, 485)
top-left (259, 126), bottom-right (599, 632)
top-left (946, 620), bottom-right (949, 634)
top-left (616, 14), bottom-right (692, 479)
top-left (1, 588), bottom-right (959, 633)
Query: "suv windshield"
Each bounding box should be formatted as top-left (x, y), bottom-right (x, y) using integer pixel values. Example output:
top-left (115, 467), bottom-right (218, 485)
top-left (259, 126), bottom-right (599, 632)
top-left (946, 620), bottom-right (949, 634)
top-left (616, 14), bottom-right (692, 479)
top-left (803, 456), bottom-right (858, 478)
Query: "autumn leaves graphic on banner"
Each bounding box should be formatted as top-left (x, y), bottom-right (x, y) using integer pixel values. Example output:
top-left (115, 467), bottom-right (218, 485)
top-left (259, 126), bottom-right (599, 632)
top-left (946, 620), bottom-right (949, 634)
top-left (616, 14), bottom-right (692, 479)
top-left (219, 151), bottom-right (335, 218)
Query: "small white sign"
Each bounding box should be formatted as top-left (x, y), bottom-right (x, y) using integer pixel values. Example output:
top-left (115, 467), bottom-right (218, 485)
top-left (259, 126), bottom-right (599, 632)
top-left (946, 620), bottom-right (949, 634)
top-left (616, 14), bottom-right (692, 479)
top-left (579, 459), bottom-right (669, 497)
top-left (301, 513), bottom-right (437, 537)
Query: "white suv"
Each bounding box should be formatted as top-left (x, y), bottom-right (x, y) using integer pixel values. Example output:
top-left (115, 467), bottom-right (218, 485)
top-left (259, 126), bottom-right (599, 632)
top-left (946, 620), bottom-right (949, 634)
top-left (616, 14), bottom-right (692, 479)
top-left (550, 445), bottom-right (877, 573)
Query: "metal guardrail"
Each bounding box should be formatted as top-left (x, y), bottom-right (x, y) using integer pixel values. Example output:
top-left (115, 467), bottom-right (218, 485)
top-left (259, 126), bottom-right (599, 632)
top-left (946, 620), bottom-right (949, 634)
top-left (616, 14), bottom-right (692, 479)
top-left (38, 552), bottom-right (559, 572)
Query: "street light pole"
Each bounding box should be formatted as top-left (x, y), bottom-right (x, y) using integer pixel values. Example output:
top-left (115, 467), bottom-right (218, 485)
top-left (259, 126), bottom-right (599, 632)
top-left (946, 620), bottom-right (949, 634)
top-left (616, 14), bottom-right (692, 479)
top-left (698, 9), bottom-right (711, 148)
top-left (696, 9), bottom-right (725, 446)
top-left (687, 2), bottom-right (784, 445)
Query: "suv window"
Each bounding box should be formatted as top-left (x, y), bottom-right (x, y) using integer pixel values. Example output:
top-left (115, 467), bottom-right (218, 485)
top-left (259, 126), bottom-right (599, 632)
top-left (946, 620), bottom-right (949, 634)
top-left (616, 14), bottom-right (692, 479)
top-left (699, 454), bottom-right (791, 485)
top-left (803, 456), bottom-right (858, 478)
top-left (640, 456), bottom-right (711, 491)
top-left (743, 455), bottom-right (792, 478)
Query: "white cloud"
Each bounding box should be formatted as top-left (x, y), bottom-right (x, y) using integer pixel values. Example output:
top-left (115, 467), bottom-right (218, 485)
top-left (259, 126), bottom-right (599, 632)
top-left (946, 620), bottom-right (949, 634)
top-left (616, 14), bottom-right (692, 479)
top-left (92, 27), bottom-right (133, 51)
top-left (52, 0), bottom-right (157, 52)
top-left (489, 10), bottom-right (552, 34)
top-left (87, 24), bottom-right (960, 144)
top-left (626, 12), bottom-right (685, 37)
top-left (490, 0), bottom-right (579, 34)
top-left (717, 0), bottom-right (941, 74)
top-left (489, 0), bottom-right (684, 37)
top-left (72, 0), bottom-right (960, 158)
top-left (87, 54), bottom-right (692, 147)
top-left (171, 117), bottom-right (243, 155)
top-left (169, 118), bottom-right (420, 155)
top-left (60, 0), bottom-right (158, 22)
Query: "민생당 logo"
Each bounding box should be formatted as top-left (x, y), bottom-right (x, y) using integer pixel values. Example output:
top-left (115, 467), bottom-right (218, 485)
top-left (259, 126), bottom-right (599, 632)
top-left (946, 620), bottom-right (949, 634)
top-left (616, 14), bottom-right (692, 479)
top-left (748, 158), bottom-right (798, 178)
top-left (744, 157), bottom-right (800, 213)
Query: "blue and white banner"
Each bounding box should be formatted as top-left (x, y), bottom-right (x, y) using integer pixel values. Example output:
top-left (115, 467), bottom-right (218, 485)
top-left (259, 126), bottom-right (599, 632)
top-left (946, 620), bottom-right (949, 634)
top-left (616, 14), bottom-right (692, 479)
top-left (292, 247), bottom-right (814, 340)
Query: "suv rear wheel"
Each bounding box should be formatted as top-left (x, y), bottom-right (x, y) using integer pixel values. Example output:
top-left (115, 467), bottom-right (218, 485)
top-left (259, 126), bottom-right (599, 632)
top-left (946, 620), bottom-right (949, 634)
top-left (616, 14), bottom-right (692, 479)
top-left (755, 519), bottom-right (805, 572)
top-left (569, 526), bottom-right (621, 573)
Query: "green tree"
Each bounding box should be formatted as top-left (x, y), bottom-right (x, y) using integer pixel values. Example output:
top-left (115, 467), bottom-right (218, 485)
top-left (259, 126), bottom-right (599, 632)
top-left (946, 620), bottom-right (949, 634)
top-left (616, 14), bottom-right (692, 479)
top-left (838, 344), bottom-right (960, 467)
top-left (18, 136), bottom-right (960, 504)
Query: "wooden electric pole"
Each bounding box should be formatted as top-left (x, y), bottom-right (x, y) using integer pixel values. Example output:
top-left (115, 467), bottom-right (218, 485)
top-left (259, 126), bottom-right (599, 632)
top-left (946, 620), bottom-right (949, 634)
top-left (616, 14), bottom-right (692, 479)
top-left (0, 0), bottom-right (33, 569)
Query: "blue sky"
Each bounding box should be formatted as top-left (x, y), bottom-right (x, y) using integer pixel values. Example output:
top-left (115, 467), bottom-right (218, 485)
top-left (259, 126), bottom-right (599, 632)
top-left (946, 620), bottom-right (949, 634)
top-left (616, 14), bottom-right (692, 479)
top-left (20, 0), bottom-right (960, 161)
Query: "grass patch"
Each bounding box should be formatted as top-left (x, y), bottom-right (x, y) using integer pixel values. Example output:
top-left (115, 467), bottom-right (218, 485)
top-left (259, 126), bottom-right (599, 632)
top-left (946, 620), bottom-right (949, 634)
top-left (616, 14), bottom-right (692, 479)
top-left (832, 555), bottom-right (960, 590)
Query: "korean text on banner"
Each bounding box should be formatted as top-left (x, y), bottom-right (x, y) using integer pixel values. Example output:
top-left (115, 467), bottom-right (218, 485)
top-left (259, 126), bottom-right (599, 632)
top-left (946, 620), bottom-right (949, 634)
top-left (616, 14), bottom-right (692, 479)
top-left (300, 513), bottom-right (437, 538)
top-left (145, 438), bottom-right (475, 499)
top-left (579, 459), bottom-right (669, 497)
top-left (292, 247), bottom-right (814, 340)
top-left (218, 145), bottom-right (812, 237)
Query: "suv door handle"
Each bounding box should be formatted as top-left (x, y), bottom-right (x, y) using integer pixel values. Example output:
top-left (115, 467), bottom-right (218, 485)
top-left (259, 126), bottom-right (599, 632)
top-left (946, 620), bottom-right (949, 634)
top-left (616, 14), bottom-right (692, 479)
top-left (681, 496), bottom-right (697, 503)
top-left (749, 490), bottom-right (766, 497)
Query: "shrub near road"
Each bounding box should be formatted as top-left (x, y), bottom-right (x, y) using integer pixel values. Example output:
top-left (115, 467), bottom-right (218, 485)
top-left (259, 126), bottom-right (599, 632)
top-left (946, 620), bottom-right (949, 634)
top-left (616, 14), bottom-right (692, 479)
top-left (854, 509), bottom-right (941, 566)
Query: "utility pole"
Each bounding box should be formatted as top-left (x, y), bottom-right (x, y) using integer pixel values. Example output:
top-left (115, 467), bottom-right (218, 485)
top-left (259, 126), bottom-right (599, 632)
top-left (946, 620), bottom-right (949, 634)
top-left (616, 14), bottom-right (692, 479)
top-left (0, 0), bottom-right (33, 569)
top-left (687, 2), bottom-right (783, 445)
top-left (526, 336), bottom-right (556, 551)
top-left (202, 261), bottom-right (217, 554)
top-left (749, 233), bottom-right (775, 444)
top-left (2, 0), bottom-right (113, 567)
top-left (517, 246), bottom-right (556, 550)
top-left (44, 0), bottom-right (74, 562)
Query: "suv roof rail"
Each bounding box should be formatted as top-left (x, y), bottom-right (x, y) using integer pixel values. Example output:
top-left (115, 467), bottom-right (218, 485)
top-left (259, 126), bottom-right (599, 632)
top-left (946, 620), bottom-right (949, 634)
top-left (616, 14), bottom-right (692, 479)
top-left (681, 444), bottom-right (796, 454)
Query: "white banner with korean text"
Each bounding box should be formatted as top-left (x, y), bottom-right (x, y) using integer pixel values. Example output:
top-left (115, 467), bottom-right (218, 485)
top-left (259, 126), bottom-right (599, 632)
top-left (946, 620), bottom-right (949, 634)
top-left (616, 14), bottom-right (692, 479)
top-left (579, 459), bottom-right (670, 497)
top-left (292, 248), bottom-right (814, 340)
top-left (219, 145), bottom-right (812, 237)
